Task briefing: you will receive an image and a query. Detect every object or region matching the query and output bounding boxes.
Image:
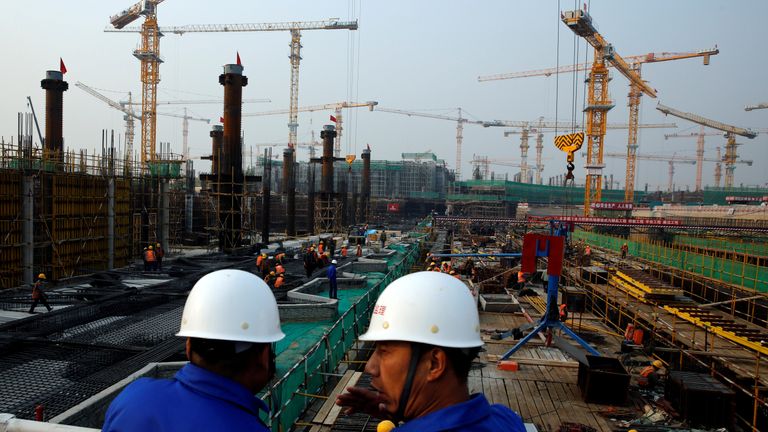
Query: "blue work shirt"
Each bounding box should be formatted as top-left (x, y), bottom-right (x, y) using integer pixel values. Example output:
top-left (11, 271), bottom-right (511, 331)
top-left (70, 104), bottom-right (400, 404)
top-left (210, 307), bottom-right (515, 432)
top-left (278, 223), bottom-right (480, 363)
top-left (394, 393), bottom-right (526, 432)
top-left (102, 363), bottom-right (270, 432)
top-left (327, 264), bottom-right (337, 281)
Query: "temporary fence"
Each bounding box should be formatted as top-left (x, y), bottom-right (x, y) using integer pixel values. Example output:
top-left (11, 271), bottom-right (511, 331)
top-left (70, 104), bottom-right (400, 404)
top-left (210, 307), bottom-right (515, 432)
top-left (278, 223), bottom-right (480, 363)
top-left (673, 235), bottom-right (768, 257)
top-left (574, 231), bottom-right (768, 292)
top-left (261, 242), bottom-right (420, 431)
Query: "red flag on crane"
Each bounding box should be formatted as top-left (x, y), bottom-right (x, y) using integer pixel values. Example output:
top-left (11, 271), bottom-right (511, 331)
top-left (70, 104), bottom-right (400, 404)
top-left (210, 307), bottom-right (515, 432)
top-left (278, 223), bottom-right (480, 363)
top-left (236, 52), bottom-right (241, 66)
top-left (219, 117), bottom-right (224, 123)
top-left (330, 115), bottom-right (337, 123)
top-left (59, 58), bottom-right (67, 74)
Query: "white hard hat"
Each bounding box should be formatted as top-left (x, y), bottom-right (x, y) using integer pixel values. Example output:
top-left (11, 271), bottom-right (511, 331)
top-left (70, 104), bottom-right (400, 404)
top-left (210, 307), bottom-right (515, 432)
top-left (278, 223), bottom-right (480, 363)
top-left (359, 271), bottom-right (482, 348)
top-left (332, 259), bottom-right (338, 264)
top-left (177, 269), bottom-right (285, 343)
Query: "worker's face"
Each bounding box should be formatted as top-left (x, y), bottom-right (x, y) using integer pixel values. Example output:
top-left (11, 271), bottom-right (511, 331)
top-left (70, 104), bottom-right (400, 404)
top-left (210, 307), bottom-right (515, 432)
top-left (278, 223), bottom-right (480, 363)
top-left (365, 341), bottom-right (425, 418)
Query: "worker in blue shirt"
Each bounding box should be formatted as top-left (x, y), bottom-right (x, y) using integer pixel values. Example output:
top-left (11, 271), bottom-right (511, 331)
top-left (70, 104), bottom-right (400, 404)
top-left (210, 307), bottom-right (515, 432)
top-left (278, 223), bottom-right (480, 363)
top-left (336, 272), bottom-right (526, 431)
top-left (327, 259), bottom-right (338, 300)
top-left (102, 270), bottom-right (285, 432)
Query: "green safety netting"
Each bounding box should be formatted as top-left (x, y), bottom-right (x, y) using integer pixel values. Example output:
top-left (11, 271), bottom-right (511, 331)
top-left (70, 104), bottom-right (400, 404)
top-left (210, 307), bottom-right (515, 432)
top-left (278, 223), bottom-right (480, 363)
top-left (260, 242), bottom-right (420, 431)
top-left (573, 231), bottom-right (768, 292)
top-left (673, 235), bottom-right (768, 257)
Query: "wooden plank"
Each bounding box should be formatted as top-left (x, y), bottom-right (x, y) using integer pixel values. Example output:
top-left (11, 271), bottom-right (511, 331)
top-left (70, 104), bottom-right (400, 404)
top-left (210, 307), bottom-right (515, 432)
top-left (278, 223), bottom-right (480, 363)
top-left (323, 371), bottom-right (362, 426)
top-left (487, 355), bottom-right (579, 368)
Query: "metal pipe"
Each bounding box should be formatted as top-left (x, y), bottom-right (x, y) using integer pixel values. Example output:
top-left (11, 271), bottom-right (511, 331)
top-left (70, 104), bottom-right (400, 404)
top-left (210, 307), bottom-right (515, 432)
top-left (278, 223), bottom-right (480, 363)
top-left (40, 70), bottom-right (68, 162)
top-left (261, 149), bottom-right (271, 244)
top-left (0, 414), bottom-right (98, 432)
top-left (108, 178), bottom-right (115, 270)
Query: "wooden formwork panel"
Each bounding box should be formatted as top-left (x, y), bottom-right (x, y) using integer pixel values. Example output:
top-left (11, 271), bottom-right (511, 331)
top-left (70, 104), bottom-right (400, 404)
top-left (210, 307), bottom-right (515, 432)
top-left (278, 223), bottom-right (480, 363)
top-left (114, 178), bottom-right (132, 267)
top-left (0, 171), bottom-right (23, 288)
top-left (51, 175), bottom-right (109, 278)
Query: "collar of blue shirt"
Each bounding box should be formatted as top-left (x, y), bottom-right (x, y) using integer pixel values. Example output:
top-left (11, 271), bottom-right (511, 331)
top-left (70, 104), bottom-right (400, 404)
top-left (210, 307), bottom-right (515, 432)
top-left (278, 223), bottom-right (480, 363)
top-left (176, 363), bottom-right (270, 417)
top-left (395, 393), bottom-right (493, 431)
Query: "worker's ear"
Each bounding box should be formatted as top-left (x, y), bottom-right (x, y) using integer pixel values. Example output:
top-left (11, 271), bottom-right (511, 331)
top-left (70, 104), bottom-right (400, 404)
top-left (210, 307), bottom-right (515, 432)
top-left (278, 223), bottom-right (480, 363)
top-left (424, 347), bottom-right (448, 382)
top-left (185, 338), bottom-right (192, 361)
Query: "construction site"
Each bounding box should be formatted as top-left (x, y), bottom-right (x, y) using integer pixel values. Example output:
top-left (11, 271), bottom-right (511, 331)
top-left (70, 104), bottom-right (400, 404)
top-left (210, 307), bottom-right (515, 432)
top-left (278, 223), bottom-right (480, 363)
top-left (0, 1), bottom-right (767, 432)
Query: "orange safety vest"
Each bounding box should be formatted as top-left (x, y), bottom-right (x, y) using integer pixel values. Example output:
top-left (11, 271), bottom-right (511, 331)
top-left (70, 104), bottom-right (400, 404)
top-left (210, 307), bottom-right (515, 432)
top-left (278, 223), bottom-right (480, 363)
top-left (584, 246), bottom-right (591, 256)
top-left (640, 365), bottom-right (656, 378)
top-left (559, 304), bottom-right (568, 320)
top-left (256, 255), bottom-right (264, 267)
top-left (145, 250), bottom-right (156, 262)
top-left (341, 246), bottom-right (348, 257)
top-left (274, 276), bottom-right (285, 288)
top-left (517, 271), bottom-right (526, 283)
top-left (318, 243), bottom-right (324, 254)
top-left (276, 264), bottom-right (285, 275)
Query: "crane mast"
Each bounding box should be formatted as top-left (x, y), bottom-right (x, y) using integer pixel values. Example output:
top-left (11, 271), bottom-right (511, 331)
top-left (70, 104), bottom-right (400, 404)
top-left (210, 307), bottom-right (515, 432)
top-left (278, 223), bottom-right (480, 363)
top-left (657, 103), bottom-right (756, 188)
top-left (562, 9), bottom-right (657, 214)
top-left (664, 128), bottom-right (723, 191)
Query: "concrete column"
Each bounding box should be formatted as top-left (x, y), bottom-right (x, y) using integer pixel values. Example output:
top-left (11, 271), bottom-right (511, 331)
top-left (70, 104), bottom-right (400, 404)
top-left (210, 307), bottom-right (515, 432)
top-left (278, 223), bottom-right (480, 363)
top-left (22, 176), bottom-right (34, 286)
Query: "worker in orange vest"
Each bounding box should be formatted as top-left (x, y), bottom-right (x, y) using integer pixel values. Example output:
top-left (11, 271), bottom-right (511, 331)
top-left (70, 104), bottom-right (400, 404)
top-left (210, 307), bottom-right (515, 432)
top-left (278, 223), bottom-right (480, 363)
top-left (559, 304), bottom-right (568, 322)
top-left (264, 271), bottom-right (276, 287)
top-left (517, 271), bottom-right (527, 290)
top-left (275, 263), bottom-right (285, 275)
top-left (145, 245), bottom-right (157, 271)
top-left (584, 245), bottom-right (591, 256)
top-left (275, 252), bottom-right (285, 265)
top-left (341, 244), bottom-right (348, 257)
top-left (621, 243), bottom-right (628, 259)
top-left (274, 273), bottom-right (285, 289)
top-left (29, 273), bottom-right (53, 314)
top-left (356, 244), bottom-right (363, 257)
top-left (449, 270), bottom-right (460, 280)
top-left (638, 360), bottom-right (664, 388)
top-left (256, 253), bottom-right (265, 269)
top-left (318, 241), bottom-right (324, 255)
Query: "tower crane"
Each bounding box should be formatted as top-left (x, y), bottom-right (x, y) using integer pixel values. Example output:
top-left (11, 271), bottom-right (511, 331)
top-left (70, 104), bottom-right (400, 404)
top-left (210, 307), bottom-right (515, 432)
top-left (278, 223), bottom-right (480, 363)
top-left (601, 152), bottom-right (752, 192)
top-left (109, 0), bottom-right (166, 172)
top-left (75, 82), bottom-right (209, 165)
top-left (562, 8), bottom-right (658, 214)
top-left (373, 107), bottom-right (485, 181)
top-left (656, 103), bottom-right (757, 188)
top-left (244, 101), bottom-right (378, 157)
top-left (745, 103), bottom-right (768, 111)
top-left (664, 128), bottom-right (723, 191)
top-left (497, 120), bottom-right (675, 185)
top-left (376, 107), bottom-right (674, 182)
top-left (107, 18), bottom-right (358, 151)
top-left (480, 47), bottom-right (717, 203)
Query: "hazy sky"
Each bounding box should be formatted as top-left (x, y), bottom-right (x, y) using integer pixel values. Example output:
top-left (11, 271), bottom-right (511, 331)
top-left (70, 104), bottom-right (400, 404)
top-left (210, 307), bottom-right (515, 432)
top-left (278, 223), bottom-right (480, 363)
top-left (1, 0), bottom-right (766, 190)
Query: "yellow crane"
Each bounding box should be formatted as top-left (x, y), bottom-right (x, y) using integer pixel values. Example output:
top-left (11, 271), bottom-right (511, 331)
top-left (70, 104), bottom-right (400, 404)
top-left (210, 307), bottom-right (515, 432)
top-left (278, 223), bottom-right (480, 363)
top-left (664, 128), bottom-right (724, 191)
top-left (601, 151), bottom-right (751, 192)
top-left (656, 103), bottom-right (757, 188)
top-left (109, 0), bottom-right (166, 172)
top-left (108, 18), bottom-right (358, 152)
top-left (243, 101), bottom-right (378, 157)
top-left (480, 47), bottom-right (717, 202)
top-left (561, 8), bottom-right (658, 214)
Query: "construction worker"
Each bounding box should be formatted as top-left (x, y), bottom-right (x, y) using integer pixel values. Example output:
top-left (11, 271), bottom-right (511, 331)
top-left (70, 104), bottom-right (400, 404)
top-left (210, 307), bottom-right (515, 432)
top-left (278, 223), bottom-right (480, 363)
top-left (102, 270), bottom-right (284, 432)
top-left (274, 273), bottom-right (285, 289)
top-left (318, 241), bottom-right (325, 255)
top-left (264, 271), bottom-right (276, 287)
top-left (336, 272), bottom-right (525, 431)
top-left (327, 259), bottom-right (338, 300)
top-left (145, 245), bottom-right (157, 271)
top-left (356, 244), bottom-right (363, 257)
top-left (559, 303), bottom-right (568, 322)
top-left (29, 273), bottom-right (52, 314)
top-left (259, 253), bottom-right (270, 278)
top-left (517, 271), bottom-right (527, 290)
top-left (275, 252), bottom-right (285, 265)
top-left (582, 244), bottom-right (592, 266)
top-left (380, 230), bottom-right (387, 248)
top-left (303, 248), bottom-right (315, 278)
top-left (341, 244), bottom-right (348, 257)
top-left (142, 247), bottom-right (149, 271)
top-left (256, 253), bottom-right (265, 269)
top-left (155, 243), bottom-right (164, 271)
top-left (621, 242), bottom-right (629, 259)
top-left (275, 262), bottom-right (285, 275)
top-left (638, 360), bottom-right (665, 388)
top-left (449, 269), bottom-right (460, 280)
